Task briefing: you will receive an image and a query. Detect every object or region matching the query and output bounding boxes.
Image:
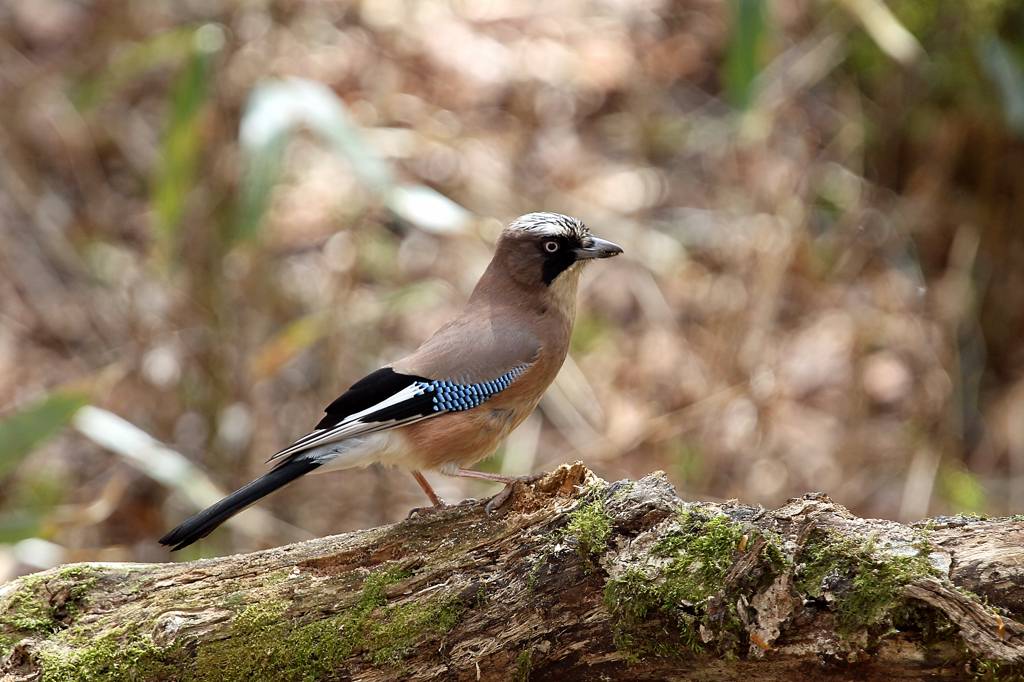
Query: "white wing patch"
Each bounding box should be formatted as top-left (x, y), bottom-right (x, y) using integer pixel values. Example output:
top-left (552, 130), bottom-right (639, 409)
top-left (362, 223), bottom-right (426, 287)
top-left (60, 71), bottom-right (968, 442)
top-left (266, 364), bottom-right (533, 467)
top-left (267, 383), bottom-right (432, 463)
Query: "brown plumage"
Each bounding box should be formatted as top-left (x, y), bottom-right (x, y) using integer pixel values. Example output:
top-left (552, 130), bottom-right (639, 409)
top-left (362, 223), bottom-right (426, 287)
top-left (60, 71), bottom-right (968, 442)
top-left (393, 228), bottom-right (579, 468)
top-left (160, 212), bottom-right (622, 550)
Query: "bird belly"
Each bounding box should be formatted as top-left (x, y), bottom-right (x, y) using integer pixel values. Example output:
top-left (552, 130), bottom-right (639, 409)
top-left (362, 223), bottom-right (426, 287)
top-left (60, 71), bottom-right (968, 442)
top-left (301, 431), bottom-right (409, 473)
top-left (396, 406), bottom-right (529, 471)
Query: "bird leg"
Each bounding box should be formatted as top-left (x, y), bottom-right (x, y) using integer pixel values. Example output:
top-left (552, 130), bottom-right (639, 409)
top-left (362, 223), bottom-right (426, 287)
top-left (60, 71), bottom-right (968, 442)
top-left (450, 469), bottom-right (543, 514)
top-left (407, 470), bottom-right (448, 517)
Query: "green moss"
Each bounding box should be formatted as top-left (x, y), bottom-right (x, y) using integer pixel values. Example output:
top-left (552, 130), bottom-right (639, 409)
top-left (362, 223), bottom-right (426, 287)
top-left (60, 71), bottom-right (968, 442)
top-left (564, 498), bottom-right (612, 558)
top-left (603, 507), bottom-right (783, 661)
top-left (0, 633), bottom-right (18, 661)
top-left (0, 565), bottom-right (99, 637)
top-left (26, 569), bottom-right (180, 681)
top-left (263, 569), bottom-right (291, 586)
top-left (20, 564), bottom-right (465, 681)
top-left (222, 591), bottom-right (247, 608)
top-left (795, 530), bottom-right (941, 633)
top-left (604, 566), bottom-right (702, 661)
top-left (38, 627), bottom-right (171, 682)
top-left (970, 659), bottom-right (1024, 681)
top-left (357, 579), bottom-right (463, 667)
top-left (649, 510), bottom-right (747, 603)
top-left (515, 648), bottom-right (533, 681)
top-left (233, 600), bottom-right (288, 632)
top-left (1, 578), bottom-right (54, 634)
top-left (190, 564), bottom-right (464, 680)
top-left (757, 529), bottom-right (791, 572)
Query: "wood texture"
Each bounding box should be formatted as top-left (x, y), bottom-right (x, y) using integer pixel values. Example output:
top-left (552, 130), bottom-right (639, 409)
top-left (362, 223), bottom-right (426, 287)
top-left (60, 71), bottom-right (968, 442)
top-left (2, 463), bottom-right (1023, 681)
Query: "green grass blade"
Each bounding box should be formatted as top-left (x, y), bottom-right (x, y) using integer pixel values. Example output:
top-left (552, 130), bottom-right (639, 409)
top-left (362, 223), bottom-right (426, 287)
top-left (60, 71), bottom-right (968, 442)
top-left (723, 0), bottom-right (766, 110)
top-left (151, 24), bottom-right (224, 263)
top-left (234, 78), bottom-right (471, 239)
top-left (234, 78), bottom-right (395, 242)
top-left (0, 392), bottom-right (88, 477)
top-left (72, 27), bottom-right (196, 111)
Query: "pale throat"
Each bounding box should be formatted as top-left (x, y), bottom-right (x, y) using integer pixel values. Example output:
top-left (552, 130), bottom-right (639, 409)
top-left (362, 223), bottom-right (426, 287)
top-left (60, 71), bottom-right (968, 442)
top-left (546, 261), bottom-right (585, 319)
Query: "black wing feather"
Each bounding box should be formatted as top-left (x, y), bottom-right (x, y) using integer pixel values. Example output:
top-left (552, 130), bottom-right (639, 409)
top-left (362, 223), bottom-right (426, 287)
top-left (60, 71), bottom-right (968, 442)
top-left (316, 367), bottom-right (430, 428)
top-left (266, 368), bottom-right (438, 463)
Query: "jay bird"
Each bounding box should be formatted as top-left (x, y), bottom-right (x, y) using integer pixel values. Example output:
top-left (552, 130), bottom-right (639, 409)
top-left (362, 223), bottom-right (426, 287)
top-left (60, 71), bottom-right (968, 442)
top-left (159, 212), bottom-right (622, 550)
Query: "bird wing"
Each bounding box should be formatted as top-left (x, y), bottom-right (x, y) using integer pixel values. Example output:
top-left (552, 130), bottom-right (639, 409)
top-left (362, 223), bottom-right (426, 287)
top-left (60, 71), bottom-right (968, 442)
top-left (391, 308), bottom-right (542, 384)
top-left (267, 314), bottom-right (540, 464)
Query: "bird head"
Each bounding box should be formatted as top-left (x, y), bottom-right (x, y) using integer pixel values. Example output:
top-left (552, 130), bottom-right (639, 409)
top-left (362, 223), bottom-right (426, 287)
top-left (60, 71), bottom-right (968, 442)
top-left (495, 212), bottom-right (623, 293)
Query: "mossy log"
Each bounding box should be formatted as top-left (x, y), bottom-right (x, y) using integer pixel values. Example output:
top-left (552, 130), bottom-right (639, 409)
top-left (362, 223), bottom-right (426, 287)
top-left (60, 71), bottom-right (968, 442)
top-left (2, 463), bottom-right (1024, 681)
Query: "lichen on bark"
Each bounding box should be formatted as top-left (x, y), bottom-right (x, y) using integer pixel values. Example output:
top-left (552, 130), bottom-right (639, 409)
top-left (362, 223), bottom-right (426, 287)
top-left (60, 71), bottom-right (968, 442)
top-left (2, 463), bottom-right (1024, 681)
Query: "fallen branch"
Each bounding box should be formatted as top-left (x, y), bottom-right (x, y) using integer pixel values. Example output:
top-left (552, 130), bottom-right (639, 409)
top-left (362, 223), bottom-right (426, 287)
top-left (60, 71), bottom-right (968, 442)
top-left (2, 463), bottom-right (1023, 681)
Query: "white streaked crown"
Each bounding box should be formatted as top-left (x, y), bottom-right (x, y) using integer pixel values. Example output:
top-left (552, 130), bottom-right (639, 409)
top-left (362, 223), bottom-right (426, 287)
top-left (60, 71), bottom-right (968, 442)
top-left (507, 212), bottom-right (588, 239)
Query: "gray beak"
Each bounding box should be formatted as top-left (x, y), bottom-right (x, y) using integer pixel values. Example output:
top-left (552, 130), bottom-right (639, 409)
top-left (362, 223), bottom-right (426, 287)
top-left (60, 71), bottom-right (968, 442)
top-left (575, 235), bottom-right (623, 260)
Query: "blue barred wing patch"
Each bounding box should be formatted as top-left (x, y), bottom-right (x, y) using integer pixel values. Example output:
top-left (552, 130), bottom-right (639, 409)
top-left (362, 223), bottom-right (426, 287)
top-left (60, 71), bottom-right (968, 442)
top-left (268, 364), bottom-right (530, 464)
top-left (415, 365), bottom-right (528, 412)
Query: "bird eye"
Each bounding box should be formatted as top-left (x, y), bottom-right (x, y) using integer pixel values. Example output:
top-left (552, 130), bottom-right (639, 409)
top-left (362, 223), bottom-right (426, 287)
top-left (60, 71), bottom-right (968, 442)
top-left (543, 241), bottom-right (559, 253)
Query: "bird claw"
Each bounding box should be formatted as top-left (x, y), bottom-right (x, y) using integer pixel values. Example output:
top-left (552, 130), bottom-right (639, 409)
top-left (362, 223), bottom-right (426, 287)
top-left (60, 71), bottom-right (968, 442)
top-left (484, 485), bottom-right (515, 514)
top-left (407, 501), bottom-right (448, 519)
top-left (484, 473), bottom-right (544, 515)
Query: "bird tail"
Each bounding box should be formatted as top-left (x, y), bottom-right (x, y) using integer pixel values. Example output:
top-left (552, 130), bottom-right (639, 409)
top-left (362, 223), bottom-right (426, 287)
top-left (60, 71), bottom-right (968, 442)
top-left (158, 458), bottom-right (320, 551)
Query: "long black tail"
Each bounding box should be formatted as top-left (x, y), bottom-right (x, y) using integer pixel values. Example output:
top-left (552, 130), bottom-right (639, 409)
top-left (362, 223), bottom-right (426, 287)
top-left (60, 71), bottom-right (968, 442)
top-left (159, 458), bottom-right (320, 551)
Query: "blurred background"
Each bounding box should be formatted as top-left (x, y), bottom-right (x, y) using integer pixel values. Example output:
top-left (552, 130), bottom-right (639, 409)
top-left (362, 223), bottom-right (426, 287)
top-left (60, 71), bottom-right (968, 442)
top-left (1, 0), bottom-right (1024, 575)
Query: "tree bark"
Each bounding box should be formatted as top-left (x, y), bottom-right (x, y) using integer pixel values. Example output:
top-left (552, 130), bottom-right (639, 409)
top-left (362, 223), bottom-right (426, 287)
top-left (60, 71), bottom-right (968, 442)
top-left (2, 463), bottom-right (1023, 681)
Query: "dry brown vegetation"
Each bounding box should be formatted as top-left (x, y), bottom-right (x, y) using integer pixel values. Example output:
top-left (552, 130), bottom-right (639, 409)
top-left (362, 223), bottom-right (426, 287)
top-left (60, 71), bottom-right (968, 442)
top-left (1, 0), bottom-right (1024, 575)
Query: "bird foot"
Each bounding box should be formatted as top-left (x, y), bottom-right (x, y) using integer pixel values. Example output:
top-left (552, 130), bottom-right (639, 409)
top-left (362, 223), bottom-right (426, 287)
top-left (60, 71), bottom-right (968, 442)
top-left (407, 500), bottom-right (449, 518)
top-left (484, 473), bottom-right (544, 514)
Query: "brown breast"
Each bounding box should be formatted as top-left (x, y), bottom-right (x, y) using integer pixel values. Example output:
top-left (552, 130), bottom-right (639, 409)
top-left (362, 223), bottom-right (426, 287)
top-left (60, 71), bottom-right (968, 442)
top-left (395, 256), bottom-right (580, 471)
